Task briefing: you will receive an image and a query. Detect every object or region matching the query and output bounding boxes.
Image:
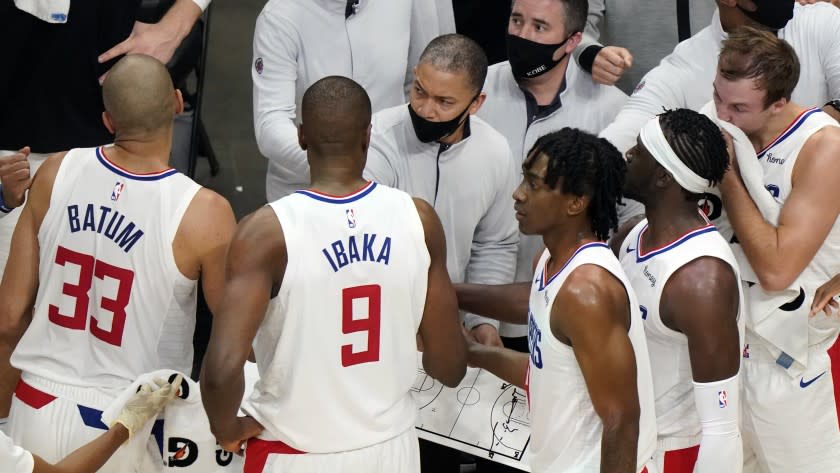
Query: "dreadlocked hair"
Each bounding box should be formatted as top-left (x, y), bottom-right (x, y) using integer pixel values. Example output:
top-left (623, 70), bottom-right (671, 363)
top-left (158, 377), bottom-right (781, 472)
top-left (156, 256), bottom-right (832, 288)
top-left (658, 109), bottom-right (729, 199)
top-left (524, 128), bottom-right (626, 241)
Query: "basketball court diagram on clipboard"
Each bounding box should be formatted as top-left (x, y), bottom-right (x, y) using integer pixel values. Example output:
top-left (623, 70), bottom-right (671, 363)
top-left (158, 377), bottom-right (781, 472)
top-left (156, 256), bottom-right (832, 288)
top-left (412, 356), bottom-right (531, 471)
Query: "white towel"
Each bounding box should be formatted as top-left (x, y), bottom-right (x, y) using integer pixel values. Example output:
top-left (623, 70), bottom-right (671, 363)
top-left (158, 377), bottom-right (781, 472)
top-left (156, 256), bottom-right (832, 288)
top-left (700, 101), bottom-right (809, 378)
top-left (14, 0), bottom-right (69, 23)
top-left (103, 370), bottom-right (244, 472)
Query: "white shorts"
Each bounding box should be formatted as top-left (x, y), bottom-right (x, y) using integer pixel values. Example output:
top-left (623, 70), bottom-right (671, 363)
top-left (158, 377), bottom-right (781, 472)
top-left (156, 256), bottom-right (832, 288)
top-left (650, 437), bottom-right (701, 473)
top-left (0, 151), bottom-right (49, 279)
top-left (7, 375), bottom-right (149, 472)
top-left (244, 426), bottom-right (420, 473)
top-left (741, 332), bottom-right (840, 473)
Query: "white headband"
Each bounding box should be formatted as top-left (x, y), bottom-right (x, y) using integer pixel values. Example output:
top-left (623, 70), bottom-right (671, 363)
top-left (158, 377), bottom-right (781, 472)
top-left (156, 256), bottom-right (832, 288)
top-left (639, 116), bottom-right (710, 194)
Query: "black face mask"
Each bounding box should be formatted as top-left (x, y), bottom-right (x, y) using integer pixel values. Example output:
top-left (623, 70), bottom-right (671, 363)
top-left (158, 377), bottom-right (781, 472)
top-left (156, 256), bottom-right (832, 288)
top-left (506, 32), bottom-right (574, 80)
top-left (737, 1), bottom-right (794, 30)
top-left (408, 100), bottom-right (472, 143)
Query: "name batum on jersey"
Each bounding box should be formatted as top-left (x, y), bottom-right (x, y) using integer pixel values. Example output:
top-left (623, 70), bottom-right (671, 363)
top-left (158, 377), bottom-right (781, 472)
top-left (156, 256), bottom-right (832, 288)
top-left (66, 203), bottom-right (144, 253)
top-left (321, 233), bottom-right (392, 272)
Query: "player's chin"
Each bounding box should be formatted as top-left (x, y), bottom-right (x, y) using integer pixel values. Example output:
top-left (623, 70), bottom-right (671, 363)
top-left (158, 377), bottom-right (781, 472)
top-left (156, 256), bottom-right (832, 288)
top-left (516, 218), bottom-right (537, 235)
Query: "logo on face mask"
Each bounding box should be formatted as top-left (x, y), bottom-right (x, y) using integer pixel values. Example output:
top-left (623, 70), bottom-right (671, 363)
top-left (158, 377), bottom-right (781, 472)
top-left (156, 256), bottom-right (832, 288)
top-left (506, 32), bottom-right (575, 80)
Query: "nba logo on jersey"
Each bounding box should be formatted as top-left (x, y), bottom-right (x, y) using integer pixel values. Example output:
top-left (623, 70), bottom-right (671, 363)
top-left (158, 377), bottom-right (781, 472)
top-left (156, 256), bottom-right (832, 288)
top-left (346, 208), bottom-right (356, 228)
top-left (718, 390), bottom-right (728, 408)
top-left (111, 181), bottom-right (125, 202)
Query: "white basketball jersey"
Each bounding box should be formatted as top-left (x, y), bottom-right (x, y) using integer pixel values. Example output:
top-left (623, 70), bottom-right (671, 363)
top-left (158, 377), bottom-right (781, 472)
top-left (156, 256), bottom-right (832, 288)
top-left (12, 146), bottom-right (201, 394)
top-left (758, 108), bottom-right (840, 347)
top-left (619, 217), bottom-right (744, 446)
top-left (526, 243), bottom-right (656, 472)
top-left (241, 182), bottom-right (430, 453)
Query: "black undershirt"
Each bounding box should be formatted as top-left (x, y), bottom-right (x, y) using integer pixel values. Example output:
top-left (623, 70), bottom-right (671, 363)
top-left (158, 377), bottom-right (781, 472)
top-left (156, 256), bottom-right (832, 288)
top-left (0, 0), bottom-right (140, 153)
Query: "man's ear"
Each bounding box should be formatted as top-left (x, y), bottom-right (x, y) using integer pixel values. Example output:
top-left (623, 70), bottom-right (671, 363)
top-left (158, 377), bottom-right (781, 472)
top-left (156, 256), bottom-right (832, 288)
top-left (298, 124), bottom-right (307, 151)
top-left (174, 89), bottom-right (185, 115)
top-left (102, 112), bottom-right (116, 135)
top-left (363, 123), bottom-right (372, 152)
top-left (568, 194), bottom-right (590, 217)
top-left (655, 166), bottom-right (673, 189)
top-left (469, 92), bottom-right (487, 115)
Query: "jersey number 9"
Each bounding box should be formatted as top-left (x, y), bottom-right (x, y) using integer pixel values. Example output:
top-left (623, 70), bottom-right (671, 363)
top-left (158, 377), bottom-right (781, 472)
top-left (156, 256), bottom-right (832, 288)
top-left (341, 284), bottom-right (381, 367)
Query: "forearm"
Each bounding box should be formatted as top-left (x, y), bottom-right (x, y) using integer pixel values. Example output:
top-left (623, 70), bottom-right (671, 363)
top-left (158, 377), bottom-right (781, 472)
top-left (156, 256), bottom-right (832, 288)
top-left (200, 350), bottom-right (247, 440)
top-left (456, 283), bottom-right (530, 325)
top-left (468, 345), bottom-right (529, 389)
top-left (823, 104), bottom-right (840, 123)
top-left (600, 420), bottom-right (639, 473)
top-left (692, 375), bottom-right (742, 473)
top-left (255, 117), bottom-right (309, 171)
top-left (38, 425), bottom-right (129, 473)
top-left (160, 0), bottom-right (203, 41)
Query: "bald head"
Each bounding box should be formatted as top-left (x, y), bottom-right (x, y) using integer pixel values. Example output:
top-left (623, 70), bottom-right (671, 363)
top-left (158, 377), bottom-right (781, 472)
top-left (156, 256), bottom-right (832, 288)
top-left (102, 55), bottom-right (179, 135)
top-left (300, 76), bottom-right (372, 157)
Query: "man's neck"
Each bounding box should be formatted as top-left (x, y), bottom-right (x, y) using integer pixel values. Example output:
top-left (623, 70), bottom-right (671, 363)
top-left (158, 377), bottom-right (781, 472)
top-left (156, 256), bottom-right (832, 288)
top-left (542, 224), bottom-right (598, 274)
top-left (751, 103), bottom-right (806, 152)
top-left (110, 133), bottom-right (173, 173)
top-left (308, 156), bottom-right (368, 195)
top-left (518, 58), bottom-right (569, 106)
top-left (643, 192), bottom-right (708, 250)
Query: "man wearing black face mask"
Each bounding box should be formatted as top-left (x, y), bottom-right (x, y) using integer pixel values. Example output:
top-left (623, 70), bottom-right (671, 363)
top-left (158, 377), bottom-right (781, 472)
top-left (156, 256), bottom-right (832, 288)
top-left (365, 34), bottom-right (518, 354)
top-left (464, 0), bottom-right (631, 350)
top-left (365, 36), bottom-right (519, 471)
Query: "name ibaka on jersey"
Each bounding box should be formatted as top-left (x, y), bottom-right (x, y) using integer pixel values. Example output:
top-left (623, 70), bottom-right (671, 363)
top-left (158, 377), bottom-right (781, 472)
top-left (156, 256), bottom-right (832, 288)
top-left (321, 233), bottom-right (392, 272)
top-left (66, 204), bottom-right (144, 253)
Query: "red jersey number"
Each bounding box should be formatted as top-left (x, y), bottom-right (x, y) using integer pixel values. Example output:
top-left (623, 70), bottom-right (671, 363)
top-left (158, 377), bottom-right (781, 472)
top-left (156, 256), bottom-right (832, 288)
top-left (341, 284), bottom-right (381, 367)
top-left (48, 246), bottom-right (134, 346)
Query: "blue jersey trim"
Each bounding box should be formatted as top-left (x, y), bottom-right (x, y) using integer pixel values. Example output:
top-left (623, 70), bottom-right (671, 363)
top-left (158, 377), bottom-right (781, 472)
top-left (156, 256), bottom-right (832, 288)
top-left (539, 242), bottom-right (610, 291)
top-left (295, 181), bottom-right (377, 204)
top-left (757, 108), bottom-right (821, 160)
top-left (96, 147), bottom-right (179, 181)
top-left (635, 225), bottom-right (717, 263)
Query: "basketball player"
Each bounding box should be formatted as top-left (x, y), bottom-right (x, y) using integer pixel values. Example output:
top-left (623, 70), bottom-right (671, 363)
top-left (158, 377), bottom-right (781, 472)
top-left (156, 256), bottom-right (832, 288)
top-left (464, 128), bottom-right (656, 472)
top-left (200, 76), bottom-right (467, 472)
top-left (0, 54), bottom-right (236, 470)
top-left (714, 27), bottom-right (840, 472)
top-left (616, 109), bottom-right (743, 472)
top-left (3, 377), bottom-right (180, 473)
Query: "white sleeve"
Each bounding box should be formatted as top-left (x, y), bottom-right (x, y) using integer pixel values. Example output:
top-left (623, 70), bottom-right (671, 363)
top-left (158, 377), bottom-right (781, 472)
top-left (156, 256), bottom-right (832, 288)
top-left (252, 10), bottom-right (309, 184)
top-left (463, 146), bottom-right (519, 330)
top-left (692, 374), bottom-right (743, 473)
top-left (191, 0), bottom-right (210, 11)
top-left (816, 5), bottom-right (840, 101)
top-left (0, 431), bottom-right (34, 473)
top-left (599, 63), bottom-right (688, 154)
top-left (362, 129), bottom-right (399, 188)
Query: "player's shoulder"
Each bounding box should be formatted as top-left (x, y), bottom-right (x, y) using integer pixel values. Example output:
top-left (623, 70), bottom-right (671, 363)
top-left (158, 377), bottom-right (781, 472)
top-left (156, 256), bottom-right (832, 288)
top-left (802, 122), bottom-right (840, 168)
top-left (185, 187), bottom-right (234, 219)
top-left (561, 258), bottom-right (627, 307)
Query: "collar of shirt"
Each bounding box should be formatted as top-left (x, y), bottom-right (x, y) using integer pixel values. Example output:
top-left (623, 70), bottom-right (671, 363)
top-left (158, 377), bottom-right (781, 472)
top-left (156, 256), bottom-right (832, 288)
top-left (519, 77), bottom-right (567, 126)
